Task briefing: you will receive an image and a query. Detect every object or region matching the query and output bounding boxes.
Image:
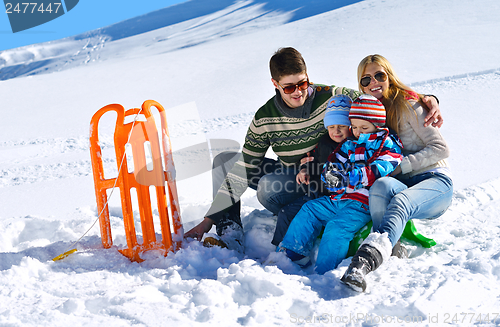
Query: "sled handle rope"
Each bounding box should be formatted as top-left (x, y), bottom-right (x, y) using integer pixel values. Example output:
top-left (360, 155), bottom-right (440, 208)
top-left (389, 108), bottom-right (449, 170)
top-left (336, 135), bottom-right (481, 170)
top-left (53, 106), bottom-right (144, 261)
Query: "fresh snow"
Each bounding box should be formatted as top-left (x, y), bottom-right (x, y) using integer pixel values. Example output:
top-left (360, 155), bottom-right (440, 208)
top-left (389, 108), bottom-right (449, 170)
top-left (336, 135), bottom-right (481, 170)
top-left (1, 0), bottom-right (500, 326)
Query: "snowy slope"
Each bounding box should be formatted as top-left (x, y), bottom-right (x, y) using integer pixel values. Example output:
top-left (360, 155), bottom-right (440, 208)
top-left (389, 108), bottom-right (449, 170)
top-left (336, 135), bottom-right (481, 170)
top-left (0, 0), bottom-right (362, 80)
top-left (1, 0), bottom-right (500, 326)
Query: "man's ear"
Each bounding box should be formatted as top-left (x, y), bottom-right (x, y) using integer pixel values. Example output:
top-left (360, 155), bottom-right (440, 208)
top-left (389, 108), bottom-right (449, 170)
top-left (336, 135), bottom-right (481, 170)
top-left (271, 78), bottom-right (279, 89)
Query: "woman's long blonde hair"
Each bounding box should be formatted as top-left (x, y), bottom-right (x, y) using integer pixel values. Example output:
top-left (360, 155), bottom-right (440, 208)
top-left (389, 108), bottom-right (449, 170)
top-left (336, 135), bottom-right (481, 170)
top-left (357, 54), bottom-right (425, 133)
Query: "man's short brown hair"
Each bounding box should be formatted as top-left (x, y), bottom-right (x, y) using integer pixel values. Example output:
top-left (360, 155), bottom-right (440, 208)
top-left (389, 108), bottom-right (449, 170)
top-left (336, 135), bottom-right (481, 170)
top-left (269, 47), bottom-right (307, 82)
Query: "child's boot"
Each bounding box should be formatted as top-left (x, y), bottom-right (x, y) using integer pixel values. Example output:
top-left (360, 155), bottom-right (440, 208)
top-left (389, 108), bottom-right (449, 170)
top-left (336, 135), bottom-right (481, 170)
top-left (341, 232), bottom-right (392, 292)
top-left (391, 240), bottom-right (408, 259)
top-left (279, 247), bottom-right (312, 269)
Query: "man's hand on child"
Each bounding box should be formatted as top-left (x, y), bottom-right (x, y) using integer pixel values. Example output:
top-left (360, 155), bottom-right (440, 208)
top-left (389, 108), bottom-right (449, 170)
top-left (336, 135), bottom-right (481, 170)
top-left (300, 152), bottom-right (313, 165)
top-left (422, 95), bottom-right (443, 128)
top-left (296, 169), bottom-right (310, 185)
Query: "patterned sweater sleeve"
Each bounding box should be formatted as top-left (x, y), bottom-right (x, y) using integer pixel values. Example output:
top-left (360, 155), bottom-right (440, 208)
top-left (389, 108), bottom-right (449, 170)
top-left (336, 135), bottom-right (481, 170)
top-left (399, 101), bottom-right (450, 175)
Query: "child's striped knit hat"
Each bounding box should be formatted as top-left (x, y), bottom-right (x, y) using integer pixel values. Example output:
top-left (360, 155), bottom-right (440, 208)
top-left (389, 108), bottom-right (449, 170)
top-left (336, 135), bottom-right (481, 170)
top-left (349, 94), bottom-right (386, 128)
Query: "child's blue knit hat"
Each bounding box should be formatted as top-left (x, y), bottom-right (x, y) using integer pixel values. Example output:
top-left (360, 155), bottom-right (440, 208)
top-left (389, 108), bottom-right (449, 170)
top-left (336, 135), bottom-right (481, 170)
top-left (324, 94), bottom-right (352, 128)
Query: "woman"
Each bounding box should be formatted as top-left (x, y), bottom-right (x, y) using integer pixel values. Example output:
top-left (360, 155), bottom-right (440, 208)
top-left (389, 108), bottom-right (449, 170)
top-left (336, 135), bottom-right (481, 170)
top-left (341, 54), bottom-right (453, 292)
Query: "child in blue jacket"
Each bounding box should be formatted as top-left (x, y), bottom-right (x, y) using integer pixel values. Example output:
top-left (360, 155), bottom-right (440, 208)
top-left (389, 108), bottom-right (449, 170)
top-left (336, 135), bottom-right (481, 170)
top-left (279, 94), bottom-right (403, 274)
top-left (271, 94), bottom-right (352, 246)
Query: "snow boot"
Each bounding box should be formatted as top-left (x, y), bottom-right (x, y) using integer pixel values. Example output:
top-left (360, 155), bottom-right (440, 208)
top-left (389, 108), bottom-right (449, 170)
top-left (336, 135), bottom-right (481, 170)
top-left (203, 212), bottom-right (245, 252)
top-left (341, 232), bottom-right (392, 292)
top-left (391, 240), bottom-right (408, 259)
top-left (203, 236), bottom-right (228, 249)
top-left (219, 225), bottom-right (244, 253)
top-left (277, 247), bottom-right (312, 269)
top-left (203, 227), bottom-right (244, 253)
top-left (284, 249), bottom-right (312, 269)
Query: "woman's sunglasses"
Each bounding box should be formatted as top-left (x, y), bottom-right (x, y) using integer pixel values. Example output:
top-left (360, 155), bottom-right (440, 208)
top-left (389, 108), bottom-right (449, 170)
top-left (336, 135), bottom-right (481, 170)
top-left (360, 72), bottom-right (388, 87)
top-left (277, 79), bottom-right (309, 94)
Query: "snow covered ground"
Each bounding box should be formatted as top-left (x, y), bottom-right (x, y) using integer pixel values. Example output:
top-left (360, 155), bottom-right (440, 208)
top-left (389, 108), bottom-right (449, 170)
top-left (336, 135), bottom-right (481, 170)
top-left (1, 0), bottom-right (500, 326)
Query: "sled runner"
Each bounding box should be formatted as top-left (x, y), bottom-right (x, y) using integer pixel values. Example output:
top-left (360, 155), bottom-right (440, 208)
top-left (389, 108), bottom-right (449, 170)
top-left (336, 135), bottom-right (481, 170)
top-left (347, 219), bottom-right (436, 257)
top-left (89, 100), bottom-right (183, 262)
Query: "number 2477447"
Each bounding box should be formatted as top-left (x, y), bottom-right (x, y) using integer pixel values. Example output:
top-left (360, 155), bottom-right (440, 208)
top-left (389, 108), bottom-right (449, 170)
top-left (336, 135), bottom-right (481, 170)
top-left (5, 2), bottom-right (62, 14)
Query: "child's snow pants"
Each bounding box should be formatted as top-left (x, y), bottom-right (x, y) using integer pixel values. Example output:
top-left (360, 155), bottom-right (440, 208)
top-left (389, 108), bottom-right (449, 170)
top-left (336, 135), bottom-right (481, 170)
top-left (280, 196), bottom-right (371, 274)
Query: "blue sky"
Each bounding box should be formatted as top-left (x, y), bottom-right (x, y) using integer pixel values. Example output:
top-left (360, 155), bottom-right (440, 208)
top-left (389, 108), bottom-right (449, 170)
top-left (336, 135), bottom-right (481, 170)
top-left (0, 0), bottom-right (186, 51)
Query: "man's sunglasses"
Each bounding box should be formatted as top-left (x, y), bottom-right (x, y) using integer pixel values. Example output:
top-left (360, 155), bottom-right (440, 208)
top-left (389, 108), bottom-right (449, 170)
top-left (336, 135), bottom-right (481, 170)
top-left (277, 79), bottom-right (309, 94)
top-left (360, 72), bottom-right (388, 87)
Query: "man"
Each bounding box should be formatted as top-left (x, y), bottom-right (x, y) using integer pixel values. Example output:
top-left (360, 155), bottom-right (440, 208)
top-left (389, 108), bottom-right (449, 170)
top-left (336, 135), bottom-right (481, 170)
top-left (184, 47), bottom-right (441, 251)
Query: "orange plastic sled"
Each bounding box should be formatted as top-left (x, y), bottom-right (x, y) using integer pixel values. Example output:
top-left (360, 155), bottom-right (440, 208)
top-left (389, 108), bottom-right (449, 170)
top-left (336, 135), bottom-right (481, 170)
top-left (89, 100), bottom-right (183, 262)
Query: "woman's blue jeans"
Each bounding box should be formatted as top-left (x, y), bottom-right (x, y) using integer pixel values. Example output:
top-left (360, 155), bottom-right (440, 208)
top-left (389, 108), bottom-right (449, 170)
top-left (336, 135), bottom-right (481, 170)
top-left (369, 172), bottom-right (453, 246)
